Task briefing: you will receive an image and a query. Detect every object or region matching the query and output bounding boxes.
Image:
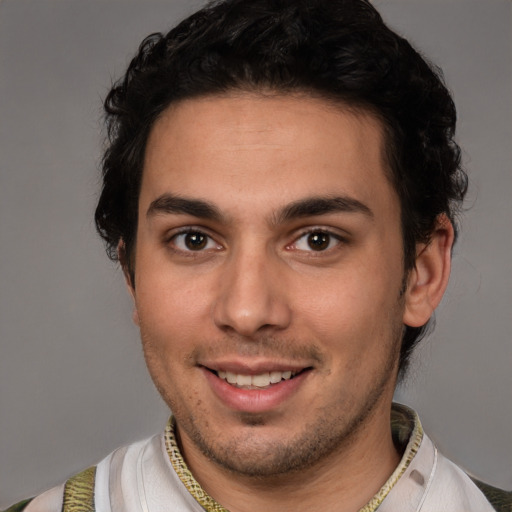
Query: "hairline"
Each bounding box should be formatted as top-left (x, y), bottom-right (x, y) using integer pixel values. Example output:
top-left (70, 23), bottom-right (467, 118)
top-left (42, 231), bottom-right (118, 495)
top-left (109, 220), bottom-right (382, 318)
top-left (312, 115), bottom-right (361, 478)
top-left (126, 87), bottom-right (408, 273)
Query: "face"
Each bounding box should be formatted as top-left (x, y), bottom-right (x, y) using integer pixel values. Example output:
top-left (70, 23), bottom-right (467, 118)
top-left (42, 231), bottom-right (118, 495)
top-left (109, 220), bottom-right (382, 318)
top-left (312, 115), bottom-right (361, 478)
top-left (132, 93), bottom-right (407, 478)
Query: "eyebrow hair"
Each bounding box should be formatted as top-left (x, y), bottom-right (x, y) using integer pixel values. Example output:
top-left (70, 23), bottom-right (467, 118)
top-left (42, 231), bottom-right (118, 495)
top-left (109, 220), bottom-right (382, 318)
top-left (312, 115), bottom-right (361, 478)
top-left (146, 193), bottom-right (373, 226)
top-left (146, 194), bottom-right (223, 222)
top-left (275, 196), bottom-right (374, 224)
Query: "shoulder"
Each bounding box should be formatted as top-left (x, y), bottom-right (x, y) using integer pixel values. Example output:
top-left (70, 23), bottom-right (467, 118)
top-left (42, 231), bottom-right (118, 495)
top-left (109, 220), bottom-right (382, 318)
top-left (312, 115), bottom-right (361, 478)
top-left (1, 467), bottom-right (95, 512)
top-left (1, 482), bottom-right (66, 512)
top-left (2, 499), bottom-right (34, 512)
top-left (385, 409), bottom-right (511, 512)
top-left (471, 477), bottom-right (512, 512)
top-left (1, 433), bottom-right (162, 512)
top-left (424, 443), bottom-right (511, 512)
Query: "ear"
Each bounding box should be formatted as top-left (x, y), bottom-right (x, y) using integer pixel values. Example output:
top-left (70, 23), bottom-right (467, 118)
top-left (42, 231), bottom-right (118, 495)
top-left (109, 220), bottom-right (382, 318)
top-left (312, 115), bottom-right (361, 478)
top-left (403, 214), bottom-right (454, 328)
top-left (118, 240), bottom-right (140, 326)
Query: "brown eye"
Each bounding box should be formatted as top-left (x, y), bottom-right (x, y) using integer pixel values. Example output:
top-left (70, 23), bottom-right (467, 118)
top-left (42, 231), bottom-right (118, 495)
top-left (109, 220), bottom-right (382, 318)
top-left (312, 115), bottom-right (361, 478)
top-left (292, 230), bottom-right (342, 253)
top-left (307, 232), bottom-right (330, 251)
top-left (170, 230), bottom-right (222, 254)
top-left (184, 232), bottom-right (208, 250)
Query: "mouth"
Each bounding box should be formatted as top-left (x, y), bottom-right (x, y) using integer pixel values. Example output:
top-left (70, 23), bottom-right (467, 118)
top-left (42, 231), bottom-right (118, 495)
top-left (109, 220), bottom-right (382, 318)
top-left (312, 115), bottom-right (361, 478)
top-left (211, 368), bottom-right (309, 389)
top-left (201, 364), bottom-right (314, 413)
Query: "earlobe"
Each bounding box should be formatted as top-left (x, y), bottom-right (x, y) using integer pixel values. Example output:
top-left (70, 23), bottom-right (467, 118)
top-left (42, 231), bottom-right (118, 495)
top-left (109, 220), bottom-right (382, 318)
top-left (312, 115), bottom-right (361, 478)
top-left (403, 214), bottom-right (454, 328)
top-left (132, 307), bottom-right (140, 326)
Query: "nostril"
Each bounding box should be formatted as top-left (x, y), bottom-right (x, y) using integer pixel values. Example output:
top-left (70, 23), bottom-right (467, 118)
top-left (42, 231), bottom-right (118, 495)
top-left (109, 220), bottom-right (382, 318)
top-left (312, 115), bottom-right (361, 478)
top-left (212, 292), bottom-right (292, 337)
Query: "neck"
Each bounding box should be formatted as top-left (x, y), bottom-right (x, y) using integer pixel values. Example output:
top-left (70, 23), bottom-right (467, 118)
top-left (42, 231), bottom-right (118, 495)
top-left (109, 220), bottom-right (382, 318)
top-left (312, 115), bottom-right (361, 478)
top-left (179, 403), bottom-right (401, 512)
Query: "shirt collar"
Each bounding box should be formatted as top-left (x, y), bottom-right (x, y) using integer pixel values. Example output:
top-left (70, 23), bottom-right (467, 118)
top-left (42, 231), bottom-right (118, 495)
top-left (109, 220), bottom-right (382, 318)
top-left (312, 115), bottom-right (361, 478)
top-left (164, 402), bottom-right (423, 512)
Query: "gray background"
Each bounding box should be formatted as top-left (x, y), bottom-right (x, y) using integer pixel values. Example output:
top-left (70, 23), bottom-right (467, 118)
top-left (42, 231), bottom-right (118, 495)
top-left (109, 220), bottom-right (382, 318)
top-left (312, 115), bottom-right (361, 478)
top-left (0, 0), bottom-right (510, 506)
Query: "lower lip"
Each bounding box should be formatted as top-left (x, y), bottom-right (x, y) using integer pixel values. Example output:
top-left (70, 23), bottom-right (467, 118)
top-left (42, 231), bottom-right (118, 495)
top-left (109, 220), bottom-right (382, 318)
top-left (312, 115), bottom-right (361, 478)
top-left (202, 368), bottom-right (311, 414)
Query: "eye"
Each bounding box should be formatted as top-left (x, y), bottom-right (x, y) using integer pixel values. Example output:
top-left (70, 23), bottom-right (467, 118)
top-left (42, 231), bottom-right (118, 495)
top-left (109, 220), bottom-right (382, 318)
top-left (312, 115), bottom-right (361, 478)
top-left (293, 230), bottom-right (341, 252)
top-left (171, 230), bottom-right (221, 252)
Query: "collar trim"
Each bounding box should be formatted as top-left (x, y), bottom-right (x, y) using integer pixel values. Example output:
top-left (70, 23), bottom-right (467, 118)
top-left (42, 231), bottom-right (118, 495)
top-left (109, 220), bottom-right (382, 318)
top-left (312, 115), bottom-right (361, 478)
top-left (164, 419), bottom-right (229, 512)
top-left (358, 403), bottom-right (424, 511)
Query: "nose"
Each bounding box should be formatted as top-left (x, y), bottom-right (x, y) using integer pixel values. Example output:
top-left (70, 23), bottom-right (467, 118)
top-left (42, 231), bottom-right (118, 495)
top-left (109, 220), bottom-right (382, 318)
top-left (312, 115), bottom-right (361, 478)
top-left (212, 246), bottom-right (292, 337)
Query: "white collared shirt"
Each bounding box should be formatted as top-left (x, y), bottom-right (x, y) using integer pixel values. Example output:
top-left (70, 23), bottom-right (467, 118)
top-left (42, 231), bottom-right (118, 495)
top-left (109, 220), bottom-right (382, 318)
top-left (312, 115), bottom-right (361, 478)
top-left (23, 405), bottom-right (498, 512)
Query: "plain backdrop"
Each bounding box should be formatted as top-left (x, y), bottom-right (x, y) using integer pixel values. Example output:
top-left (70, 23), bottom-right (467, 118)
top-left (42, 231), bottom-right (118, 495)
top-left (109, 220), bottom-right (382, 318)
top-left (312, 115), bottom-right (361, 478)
top-left (1, 0), bottom-right (511, 506)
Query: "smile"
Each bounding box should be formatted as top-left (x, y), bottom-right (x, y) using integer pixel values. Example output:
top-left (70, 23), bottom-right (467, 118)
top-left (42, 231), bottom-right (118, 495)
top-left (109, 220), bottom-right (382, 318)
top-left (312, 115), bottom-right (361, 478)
top-left (201, 365), bottom-right (313, 412)
top-left (216, 370), bottom-right (300, 389)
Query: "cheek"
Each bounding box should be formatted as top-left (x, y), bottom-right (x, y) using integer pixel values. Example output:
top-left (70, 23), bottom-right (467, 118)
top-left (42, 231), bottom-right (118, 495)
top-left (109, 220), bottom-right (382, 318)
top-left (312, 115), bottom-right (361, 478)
top-left (135, 267), bottom-right (213, 335)
top-left (294, 264), bottom-right (403, 347)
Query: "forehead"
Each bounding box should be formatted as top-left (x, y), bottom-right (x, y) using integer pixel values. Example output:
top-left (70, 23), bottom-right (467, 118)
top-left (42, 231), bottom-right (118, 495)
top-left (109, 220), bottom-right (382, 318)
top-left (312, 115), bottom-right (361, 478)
top-left (141, 93), bottom-right (398, 220)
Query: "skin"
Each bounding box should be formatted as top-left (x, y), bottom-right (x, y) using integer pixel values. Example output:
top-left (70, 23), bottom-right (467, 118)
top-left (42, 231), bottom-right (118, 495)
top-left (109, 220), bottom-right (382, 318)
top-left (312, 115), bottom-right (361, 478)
top-left (127, 93), bottom-right (453, 512)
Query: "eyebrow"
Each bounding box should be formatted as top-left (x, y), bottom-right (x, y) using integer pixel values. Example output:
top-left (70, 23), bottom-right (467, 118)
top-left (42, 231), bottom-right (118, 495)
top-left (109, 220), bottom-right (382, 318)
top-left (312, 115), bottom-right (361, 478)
top-left (274, 196), bottom-right (374, 224)
top-left (147, 194), bottom-right (224, 222)
top-left (146, 193), bottom-right (373, 225)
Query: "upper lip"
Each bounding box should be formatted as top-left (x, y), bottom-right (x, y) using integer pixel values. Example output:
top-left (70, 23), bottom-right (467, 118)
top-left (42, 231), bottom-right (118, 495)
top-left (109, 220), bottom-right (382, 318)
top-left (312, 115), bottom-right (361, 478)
top-left (199, 359), bottom-right (313, 375)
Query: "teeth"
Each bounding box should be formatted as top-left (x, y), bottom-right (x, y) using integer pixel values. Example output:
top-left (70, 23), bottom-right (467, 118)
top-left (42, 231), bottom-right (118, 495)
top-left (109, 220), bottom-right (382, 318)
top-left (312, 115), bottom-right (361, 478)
top-left (236, 374), bottom-right (252, 386)
top-left (270, 371), bottom-right (282, 384)
top-left (252, 373), bottom-right (271, 387)
top-left (226, 371), bottom-right (237, 384)
top-left (216, 370), bottom-right (298, 388)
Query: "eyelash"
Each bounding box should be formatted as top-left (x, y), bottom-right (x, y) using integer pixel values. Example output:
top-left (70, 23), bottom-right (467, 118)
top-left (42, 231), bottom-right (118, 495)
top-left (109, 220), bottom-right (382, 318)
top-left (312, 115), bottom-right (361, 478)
top-left (165, 227), bottom-right (346, 256)
top-left (166, 228), bottom-right (222, 254)
top-left (288, 228), bottom-right (346, 254)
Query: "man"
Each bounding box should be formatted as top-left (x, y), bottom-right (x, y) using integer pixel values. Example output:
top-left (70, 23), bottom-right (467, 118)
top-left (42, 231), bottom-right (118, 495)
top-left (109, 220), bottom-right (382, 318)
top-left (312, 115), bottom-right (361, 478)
top-left (4, 0), bottom-right (510, 510)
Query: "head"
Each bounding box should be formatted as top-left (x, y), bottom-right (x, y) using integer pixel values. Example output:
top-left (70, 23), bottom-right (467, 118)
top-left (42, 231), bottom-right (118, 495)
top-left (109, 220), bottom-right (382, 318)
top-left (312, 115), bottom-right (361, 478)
top-left (94, 0), bottom-right (468, 483)
top-left (95, 0), bottom-right (467, 379)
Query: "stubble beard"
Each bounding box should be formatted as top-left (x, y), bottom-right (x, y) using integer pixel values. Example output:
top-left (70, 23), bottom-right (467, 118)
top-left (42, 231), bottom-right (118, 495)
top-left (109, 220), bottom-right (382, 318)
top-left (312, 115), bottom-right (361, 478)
top-left (181, 383), bottom-right (395, 479)
top-left (163, 340), bottom-right (400, 479)
top-left (142, 311), bottom-right (403, 480)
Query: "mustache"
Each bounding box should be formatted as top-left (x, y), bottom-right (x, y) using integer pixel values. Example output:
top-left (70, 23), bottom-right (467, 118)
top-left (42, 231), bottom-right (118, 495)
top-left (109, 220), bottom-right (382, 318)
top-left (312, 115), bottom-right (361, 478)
top-left (188, 336), bottom-right (326, 365)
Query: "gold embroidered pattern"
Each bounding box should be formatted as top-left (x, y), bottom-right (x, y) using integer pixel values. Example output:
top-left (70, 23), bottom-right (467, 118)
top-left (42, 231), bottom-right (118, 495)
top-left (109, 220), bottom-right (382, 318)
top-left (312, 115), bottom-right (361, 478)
top-left (62, 466), bottom-right (96, 512)
top-left (164, 418), bottom-right (229, 512)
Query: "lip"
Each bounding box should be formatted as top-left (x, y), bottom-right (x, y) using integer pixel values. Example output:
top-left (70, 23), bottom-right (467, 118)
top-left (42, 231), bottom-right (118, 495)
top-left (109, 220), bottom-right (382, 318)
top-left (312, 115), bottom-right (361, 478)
top-left (201, 364), bottom-right (312, 413)
top-left (200, 358), bottom-right (309, 375)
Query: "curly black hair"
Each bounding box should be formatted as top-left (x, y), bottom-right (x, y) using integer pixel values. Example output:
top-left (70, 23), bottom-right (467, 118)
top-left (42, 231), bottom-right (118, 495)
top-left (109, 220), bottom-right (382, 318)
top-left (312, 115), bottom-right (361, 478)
top-left (95, 0), bottom-right (467, 376)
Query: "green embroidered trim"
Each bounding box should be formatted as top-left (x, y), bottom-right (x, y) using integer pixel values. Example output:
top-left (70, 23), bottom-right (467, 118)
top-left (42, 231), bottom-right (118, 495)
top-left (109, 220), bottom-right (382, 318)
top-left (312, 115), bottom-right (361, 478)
top-left (1, 498), bottom-right (34, 512)
top-left (358, 403), bottom-right (424, 511)
top-left (164, 403), bottom-right (423, 512)
top-left (164, 418), bottom-right (229, 512)
top-left (62, 466), bottom-right (96, 512)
